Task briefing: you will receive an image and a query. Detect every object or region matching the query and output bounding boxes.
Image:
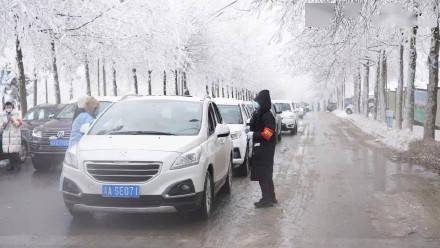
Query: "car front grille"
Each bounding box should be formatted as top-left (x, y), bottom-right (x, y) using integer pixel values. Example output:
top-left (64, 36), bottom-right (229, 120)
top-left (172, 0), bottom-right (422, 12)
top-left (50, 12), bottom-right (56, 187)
top-left (85, 161), bottom-right (161, 183)
top-left (42, 130), bottom-right (71, 139)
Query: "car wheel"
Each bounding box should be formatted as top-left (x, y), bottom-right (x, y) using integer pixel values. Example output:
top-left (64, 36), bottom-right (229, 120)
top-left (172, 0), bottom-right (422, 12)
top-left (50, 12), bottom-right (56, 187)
top-left (221, 156), bottom-right (233, 194)
top-left (32, 156), bottom-right (50, 171)
top-left (236, 148), bottom-right (250, 177)
top-left (292, 124), bottom-right (298, 135)
top-left (197, 171), bottom-right (214, 219)
top-left (65, 203), bottom-right (93, 220)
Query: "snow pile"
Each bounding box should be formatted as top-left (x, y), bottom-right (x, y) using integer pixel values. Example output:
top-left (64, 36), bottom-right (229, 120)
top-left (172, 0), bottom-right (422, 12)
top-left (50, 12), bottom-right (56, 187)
top-left (333, 110), bottom-right (420, 151)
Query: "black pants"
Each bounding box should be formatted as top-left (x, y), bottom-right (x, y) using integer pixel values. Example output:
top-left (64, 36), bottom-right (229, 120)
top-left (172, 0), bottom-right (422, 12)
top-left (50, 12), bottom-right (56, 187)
top-left (259, 176), bottom-right (276, 202)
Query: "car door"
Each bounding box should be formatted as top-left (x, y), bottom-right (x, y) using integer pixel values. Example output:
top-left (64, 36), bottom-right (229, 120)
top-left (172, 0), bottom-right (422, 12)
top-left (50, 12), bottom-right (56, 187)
top-left (211, 103), bottom-right (229, 180)
top-left (206, 103), bottom-right (223, 183)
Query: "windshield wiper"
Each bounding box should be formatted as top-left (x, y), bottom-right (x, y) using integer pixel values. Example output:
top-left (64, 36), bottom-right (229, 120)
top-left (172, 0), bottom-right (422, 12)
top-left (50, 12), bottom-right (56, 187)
top-left (108, 131), bottom-right (176, 135)
top-left (97, 125), bottom-right (124, 135)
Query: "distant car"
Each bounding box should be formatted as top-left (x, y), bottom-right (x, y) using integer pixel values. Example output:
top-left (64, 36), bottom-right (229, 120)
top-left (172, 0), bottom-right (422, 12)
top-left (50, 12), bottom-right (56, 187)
top-left (271, 104), bottom-right (283, 143)
top-left (22, 104), bottom-right (65, 150)
top-left (30, 97), bottom-right (120, 171)
top-left (273, 100), bottom-right (298, 135)
top-left (326, 102), bottom-right (337, 112)
top-left (214, 98), bottom-right (252, 176)
top-left (61, 96), bottom-right (233, 219)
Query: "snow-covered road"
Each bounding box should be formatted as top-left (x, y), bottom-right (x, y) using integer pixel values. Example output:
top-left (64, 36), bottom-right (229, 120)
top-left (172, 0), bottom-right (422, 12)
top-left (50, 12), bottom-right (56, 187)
top-left (0, 112), bottom-right (440, 247)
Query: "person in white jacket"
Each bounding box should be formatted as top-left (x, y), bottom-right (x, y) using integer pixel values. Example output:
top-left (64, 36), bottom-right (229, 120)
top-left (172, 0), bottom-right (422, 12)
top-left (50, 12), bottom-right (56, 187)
top-left (1, 102), bottom-right (23, 170)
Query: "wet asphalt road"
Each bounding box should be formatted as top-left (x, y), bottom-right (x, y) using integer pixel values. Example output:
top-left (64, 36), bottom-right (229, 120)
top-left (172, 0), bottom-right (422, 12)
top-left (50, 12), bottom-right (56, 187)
top-left (1, 112), bottom-right (440, 248)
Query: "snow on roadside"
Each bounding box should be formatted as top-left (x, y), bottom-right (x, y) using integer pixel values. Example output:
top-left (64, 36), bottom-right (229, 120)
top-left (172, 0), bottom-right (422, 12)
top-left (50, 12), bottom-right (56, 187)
top-left (333, 110), bottom-right (420, 151)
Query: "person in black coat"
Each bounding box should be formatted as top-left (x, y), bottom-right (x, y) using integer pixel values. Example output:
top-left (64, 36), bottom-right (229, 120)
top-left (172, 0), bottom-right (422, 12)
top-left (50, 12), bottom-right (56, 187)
top-left (249, 89), bottom-right (277, 208)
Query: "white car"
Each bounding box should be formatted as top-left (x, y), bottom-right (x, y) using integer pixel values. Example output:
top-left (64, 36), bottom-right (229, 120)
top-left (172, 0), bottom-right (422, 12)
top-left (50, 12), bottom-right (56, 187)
top-left (213, 98), bottom-right (252, 177)
top-left (273, 100), bottom-right (298, 135)
top-left (61, 96), bottom-right (233, 219)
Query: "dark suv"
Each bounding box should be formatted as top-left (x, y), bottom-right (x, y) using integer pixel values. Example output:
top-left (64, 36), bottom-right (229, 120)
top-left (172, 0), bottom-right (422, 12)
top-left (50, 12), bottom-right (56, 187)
top-left (30, 98), bottom-right (117, 170)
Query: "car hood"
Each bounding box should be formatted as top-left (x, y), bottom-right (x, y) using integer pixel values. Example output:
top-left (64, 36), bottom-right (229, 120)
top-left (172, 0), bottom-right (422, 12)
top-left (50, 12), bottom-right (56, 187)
top-left (35, 118), bottom-right (72, 131)
top-left (281, 111), bottom-right (296, 118)
top-left (78, 135), bottom-right (201, 153)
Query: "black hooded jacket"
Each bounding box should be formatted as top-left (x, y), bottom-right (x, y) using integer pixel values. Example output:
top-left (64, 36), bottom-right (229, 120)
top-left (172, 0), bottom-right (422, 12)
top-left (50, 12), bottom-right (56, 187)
top-left (249, 90), bottom-right (276, 179)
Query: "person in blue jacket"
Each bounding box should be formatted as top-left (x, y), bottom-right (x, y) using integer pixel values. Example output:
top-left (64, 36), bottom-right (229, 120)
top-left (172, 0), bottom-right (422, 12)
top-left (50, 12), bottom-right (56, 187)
top-left (69, 96), bottom-right (99, 147)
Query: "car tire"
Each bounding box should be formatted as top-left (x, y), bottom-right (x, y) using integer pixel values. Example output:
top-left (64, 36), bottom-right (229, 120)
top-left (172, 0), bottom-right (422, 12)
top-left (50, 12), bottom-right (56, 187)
top-left (236, 148), bottom-right (250, 177)
top-left (197, 171), bottom-right (214, 219)
top-left (32, 156), bottom-right (50, 171)
top-left (291, 124), bottom-right (298, 135)
top-left (221, 156), bottom-right (233, 194)
top-left (65, 203), bottom-right (93, 220)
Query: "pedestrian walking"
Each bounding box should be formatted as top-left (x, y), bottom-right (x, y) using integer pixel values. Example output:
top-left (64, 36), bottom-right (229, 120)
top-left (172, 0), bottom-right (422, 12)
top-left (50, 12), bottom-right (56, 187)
top-left (248, 90), bottom-right (277, 208)
top-left (1, 102), bottom-right (23, 170)
top-left (69, 96), bottom-right (99, 147)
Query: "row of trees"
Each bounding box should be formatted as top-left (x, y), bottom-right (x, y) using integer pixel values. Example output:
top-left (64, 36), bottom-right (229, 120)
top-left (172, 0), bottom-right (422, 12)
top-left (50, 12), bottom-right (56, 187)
top-left (258, 0), bottom-right (438, 141)
top-left (1, 0), bottom-right (268, 116)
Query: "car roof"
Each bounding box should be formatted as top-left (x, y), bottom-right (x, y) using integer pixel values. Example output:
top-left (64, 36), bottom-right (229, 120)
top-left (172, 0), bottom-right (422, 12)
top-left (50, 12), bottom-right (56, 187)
top-left (212, 98), bottom-right (242, 105)
top-left (31, 103), bottom-right (65, 109)
top-left (121, 95), bottom-right (205, 103)
top-left (66, 96), bottom-right (122, 104)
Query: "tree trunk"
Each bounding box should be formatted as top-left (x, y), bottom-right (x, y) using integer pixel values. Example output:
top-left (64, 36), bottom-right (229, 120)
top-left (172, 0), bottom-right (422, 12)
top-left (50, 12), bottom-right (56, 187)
top-left (112, 62), bottom-right (117, 96)
top-left (222, 85), bottom-right (225, 98)
top-left (175, 70), bottom-right (179, 95)
top-left (45, 79), bottom-right (48, 104)
top-left (147, 70), bottom-right (152, 95)
top-left (15, 34), bottom-right (27, 116)
top-left (97, 59), bottom-right (100, 96)
top-left (51, 40), bottom-right (61, 104)
top-left (206, 84), bottom-right (209, 95)
top-left (362, 63), bottom-right (370, 117)
top-left (85, 55), bottom-right (91, 96)
top-left (102, 59), bottom-right (107, 96)
top-left (163, 70), bottom-right (167, 95)
top-left (183, 71), bottom-right (187, 91)
top-left (379, 51), bottom-right (387, 121)
top-left (395, 44), bottom-right (404, 129)
top-left (424, 25), bottom-right (439, 140)
top-left (33, 72), bottom-right (37, 107)
top-left (132, 68), bottom-right (138, 94)
top-left (374, 54), bottom-right (380, 120)
top-left (211, 82), bottom-right (215, 97)
top-left (68, 81), bottom-right (73, 100)
top-left (404, 26), bottom-right (418, 130)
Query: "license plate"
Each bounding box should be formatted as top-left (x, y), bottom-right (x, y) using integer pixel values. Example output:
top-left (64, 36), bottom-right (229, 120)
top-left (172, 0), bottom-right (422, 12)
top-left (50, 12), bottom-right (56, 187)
top-left (49, 139), bottom-right (69, 147)
top-left (102, 185), bottom-right (140, 198)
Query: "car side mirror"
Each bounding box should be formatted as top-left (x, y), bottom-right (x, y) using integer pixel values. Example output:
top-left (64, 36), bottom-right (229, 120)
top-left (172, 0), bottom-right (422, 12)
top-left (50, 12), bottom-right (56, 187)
top-left (80, 123), bottom-right (91, 134)
top-left (215, 124), bottom-right (230, 138)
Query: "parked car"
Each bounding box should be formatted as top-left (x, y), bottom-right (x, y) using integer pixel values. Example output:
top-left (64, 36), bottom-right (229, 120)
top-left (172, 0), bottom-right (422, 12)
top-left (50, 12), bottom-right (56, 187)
top-left (214, 98), bottom-right (251, 176)
top-left (271, 104), bottom-right (283, 143)
top-left (22, 104), bottom-right (66, 154)
top-left (273, 100), bottom-right (298, 135)
top-left (61, 96), bottom-right (233, 219)
top-left (30, 97), bottom-right (119, 171)
top-left (326, 102), bottom-right (337, 112)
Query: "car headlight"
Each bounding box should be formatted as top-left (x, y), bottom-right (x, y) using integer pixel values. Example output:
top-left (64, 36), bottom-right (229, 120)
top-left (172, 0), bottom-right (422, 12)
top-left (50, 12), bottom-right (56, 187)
top-left (32, 129), bottom-right (42, 138)
top-left (171, 146), bottom-right (201, 170)
top-left (230, 132), bottom-right (242, 140)
top-left (64, 146), bottom-right (78, 169)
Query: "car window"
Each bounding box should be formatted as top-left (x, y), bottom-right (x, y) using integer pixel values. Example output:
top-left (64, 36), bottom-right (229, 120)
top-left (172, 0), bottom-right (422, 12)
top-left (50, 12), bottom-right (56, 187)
top-left (217, 104), bottom-right (243, 124)
top-left (37, 108), bottom-right (46, 120)
top-left (212, 103), bottom-right (223, 124)
top-left (23, 109), bottom-right (36, 121)
top-left (56, 104), bottom-right (77, 119)
top-left (208, 106), bottom-right (216, 136)
top-left (89, 100), bottom-right (203, 136)
top-left (274, 103), bottom-right (292, 112)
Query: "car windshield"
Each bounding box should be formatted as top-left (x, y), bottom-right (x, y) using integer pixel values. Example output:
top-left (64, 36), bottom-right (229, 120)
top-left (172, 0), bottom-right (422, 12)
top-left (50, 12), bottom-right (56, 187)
top-left (89, 100), bottom-right (203, 136)
top-left (56, 102), bottom-right (112, 119)
top-left (274, 103), bottom-right (292, 112)
top-left (217, 104), bottom-right (243, 124)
